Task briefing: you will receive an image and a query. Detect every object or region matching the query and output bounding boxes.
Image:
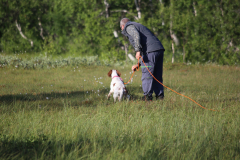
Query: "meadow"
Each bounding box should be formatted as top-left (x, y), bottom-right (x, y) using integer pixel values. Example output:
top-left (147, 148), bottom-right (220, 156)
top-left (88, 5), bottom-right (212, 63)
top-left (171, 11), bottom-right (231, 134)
top-left (0, 55), bottom-right (240, 159)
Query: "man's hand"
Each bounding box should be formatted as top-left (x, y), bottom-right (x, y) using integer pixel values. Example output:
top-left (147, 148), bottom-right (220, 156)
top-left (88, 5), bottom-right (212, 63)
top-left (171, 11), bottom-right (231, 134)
top-left (132, 64), bottom-right (139, 71)
top-left (135, 51), bottom-right (141, 60)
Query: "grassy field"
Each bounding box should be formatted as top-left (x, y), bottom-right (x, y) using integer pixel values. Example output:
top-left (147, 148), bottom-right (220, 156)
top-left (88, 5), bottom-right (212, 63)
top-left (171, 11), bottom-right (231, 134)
top-left (0, 61), bottom-right (240, 159)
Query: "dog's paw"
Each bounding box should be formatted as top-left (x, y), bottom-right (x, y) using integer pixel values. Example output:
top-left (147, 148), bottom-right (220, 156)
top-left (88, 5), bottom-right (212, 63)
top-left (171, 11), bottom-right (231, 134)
top-left (127, 95), bottom-right (130, 101)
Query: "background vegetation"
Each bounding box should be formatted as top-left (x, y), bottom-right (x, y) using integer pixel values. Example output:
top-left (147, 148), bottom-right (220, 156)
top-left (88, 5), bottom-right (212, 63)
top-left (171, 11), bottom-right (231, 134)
top-left (0, 0), bottom-right (240, 64)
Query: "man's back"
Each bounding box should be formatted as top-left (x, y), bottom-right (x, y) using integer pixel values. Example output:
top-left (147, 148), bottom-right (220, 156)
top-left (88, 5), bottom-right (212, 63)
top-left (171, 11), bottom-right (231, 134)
top-left (121, 21), bottom-right (165, 53)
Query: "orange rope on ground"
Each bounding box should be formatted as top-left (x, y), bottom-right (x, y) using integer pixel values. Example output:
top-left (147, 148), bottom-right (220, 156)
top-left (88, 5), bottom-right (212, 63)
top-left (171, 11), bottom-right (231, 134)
top-left (125, 55), bottom-right (220, 111)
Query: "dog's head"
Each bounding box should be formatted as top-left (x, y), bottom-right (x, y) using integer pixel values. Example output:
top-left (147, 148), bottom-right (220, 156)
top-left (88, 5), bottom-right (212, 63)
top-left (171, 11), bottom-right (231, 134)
top-left (108, 70), bottom-right (121, 78)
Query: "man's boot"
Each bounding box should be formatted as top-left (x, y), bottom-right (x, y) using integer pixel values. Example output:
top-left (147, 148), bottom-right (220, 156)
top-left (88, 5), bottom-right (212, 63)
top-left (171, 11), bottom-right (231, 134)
top-left (142, 95), bottom-right (153, 101)
top-left (156, 93), bottom-right (164, 100)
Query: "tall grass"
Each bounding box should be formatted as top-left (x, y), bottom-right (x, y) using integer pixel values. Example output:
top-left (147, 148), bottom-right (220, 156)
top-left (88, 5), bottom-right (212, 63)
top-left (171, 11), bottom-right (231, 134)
top-left (0, 60), bottom-right (240, 159)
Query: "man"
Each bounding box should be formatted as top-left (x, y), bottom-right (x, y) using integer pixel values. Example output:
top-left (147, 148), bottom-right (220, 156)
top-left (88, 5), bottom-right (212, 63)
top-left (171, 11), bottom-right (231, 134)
top-left (120, 18), bottom-right (165, 101)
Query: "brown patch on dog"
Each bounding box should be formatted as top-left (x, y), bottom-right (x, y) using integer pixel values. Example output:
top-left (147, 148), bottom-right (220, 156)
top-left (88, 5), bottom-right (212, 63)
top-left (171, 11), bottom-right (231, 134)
top-left (108, 70), bottom-right (112, 77)
top-left (113, 83), bottom-right (116, 86)
top-left (116, 70), bottom-right (121, 77)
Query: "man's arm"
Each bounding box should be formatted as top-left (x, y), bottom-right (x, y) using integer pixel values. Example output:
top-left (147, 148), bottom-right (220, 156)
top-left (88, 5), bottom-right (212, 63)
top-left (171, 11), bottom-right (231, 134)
top-left (126, 25), bottom-right (142, 71)
top-left (126, 25), bottom-right (142, 52)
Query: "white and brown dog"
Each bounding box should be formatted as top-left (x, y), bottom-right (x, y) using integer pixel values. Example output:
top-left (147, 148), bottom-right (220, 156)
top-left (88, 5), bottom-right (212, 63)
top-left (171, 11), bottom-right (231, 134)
top-left (107, 70), bottom-right (130, 102)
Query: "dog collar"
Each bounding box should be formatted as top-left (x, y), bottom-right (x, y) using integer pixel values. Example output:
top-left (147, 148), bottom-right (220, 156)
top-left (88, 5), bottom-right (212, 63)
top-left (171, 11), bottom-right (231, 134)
top-left (112, 76), bottom-right (123, 81)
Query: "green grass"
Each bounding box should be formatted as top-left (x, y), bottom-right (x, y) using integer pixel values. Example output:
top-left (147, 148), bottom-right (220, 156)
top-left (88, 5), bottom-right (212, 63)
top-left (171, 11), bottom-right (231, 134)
top-left (0, 62), bottom-right (240, 159)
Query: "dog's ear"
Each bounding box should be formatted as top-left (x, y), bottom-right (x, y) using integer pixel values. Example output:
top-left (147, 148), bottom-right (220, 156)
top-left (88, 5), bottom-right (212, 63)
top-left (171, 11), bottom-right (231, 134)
top-left (116, 70), bottom-right (121, 77)
top-left (108, 70), bottom-right (112, 77)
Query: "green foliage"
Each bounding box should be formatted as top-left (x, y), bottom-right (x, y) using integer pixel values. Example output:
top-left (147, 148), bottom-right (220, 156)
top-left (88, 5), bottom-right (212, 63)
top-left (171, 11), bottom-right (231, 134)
top-left (42, 37), bottom-right (60, 55)
top-left (0, 0), bottom-right (239, 64)
top-left (0, 54), bottom-right (104, 69)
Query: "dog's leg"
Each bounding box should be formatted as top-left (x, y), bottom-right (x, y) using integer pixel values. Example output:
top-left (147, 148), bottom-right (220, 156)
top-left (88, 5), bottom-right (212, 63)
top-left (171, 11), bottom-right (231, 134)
top-left (119, 90), bottom-right (123, 102)
top-left (123, 93), bottom-right (129, 100)
top-left (113, 94), bottom-right (117, 102)
top-left (107, 91), bottom-right (113, 100)
top-left (123, 88), bottom-right (130, 101)
top-left (113, 90), bottom-right (119, 103)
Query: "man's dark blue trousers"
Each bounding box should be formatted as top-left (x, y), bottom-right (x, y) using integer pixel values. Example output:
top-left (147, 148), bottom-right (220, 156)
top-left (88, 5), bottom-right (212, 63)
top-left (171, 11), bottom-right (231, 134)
top-left (140, 50), bottom-right (164, 98)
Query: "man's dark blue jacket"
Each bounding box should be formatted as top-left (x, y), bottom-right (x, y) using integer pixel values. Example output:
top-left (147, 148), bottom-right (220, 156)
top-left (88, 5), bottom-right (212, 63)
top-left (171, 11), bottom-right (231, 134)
top-left (121, 21), bottom-right (165, 53)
